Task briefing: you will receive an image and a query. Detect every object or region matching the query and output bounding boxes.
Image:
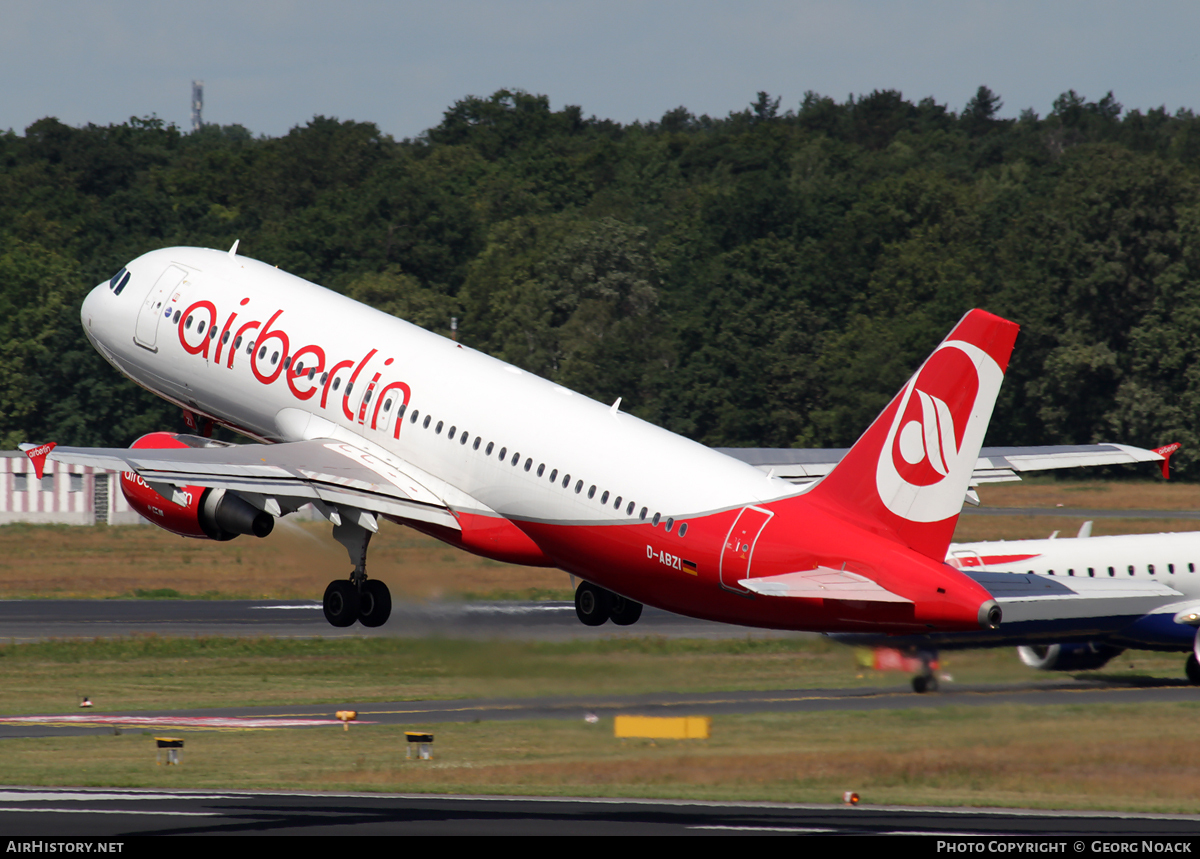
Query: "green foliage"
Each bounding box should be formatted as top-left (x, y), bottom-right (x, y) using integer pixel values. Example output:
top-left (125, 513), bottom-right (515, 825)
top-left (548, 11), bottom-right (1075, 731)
top-left (5, 88), bottom-right (1200, 473)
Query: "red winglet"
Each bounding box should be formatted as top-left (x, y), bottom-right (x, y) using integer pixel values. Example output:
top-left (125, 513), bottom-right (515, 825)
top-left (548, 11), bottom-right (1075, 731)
top-left (1153, 442), bottom-right (1181, 480)
top-left (23, 442), bottom-right (57, 480)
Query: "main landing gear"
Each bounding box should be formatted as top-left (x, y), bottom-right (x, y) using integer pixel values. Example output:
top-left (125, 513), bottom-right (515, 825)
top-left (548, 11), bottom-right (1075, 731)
top-left (574, 581), bottom-right (643, 627)
top-left (322, 518), bottom-right (392, 629)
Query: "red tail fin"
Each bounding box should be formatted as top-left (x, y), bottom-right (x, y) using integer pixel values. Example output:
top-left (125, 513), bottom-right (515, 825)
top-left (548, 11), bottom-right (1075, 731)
top-left (808, 310), bottom-right (1019, 561)
top-left (20, 442), bottom-right (56, 480)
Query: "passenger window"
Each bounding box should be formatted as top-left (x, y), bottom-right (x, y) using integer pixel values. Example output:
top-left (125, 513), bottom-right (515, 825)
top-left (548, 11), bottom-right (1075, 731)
top-left (448, 425), bottom-right (456, 439)
top-left (209, 327), bottom-right (218, 339)
top-left (185, 316), bottom-right (193, 329)
top-left (486, 442), bottom-right (494, 455)
top-left (511, 452), bottom-right (519, 466)
top-left (1128, 565), bottom-right (1135, 576)
top-left (259, 346), bottom-right (267, 359)
top-left (679, 523), bottom-right (688, 537)
top-left (473, 437), bottom-right (481, 450)
top-left (499, 447), bottom-right (507, 460)
top-left (1149, 564), bottom-right (1156, 575)
top-left (460, 433), bottom-right (468, 445)
top-left (1088, 567), bottom-right (1094, 577)
top-left (665, 518), bottom-right (674, 532)
top-left (423, 416), bottom-right (431, 429)
top-left (652, 513), bottom-right (661, 526)
top-left (435, 421), bottom-right (443, 434)
top-left (524, 458), bottom-right (532, 472)
top-left (549, 469), bottom-right (557, 482)
top-left (562, 474), bottom-right (570, 488)
top-left (333, 378), bottom-right (342, 391)
top-left (601, 491), bottom-right (609, 504)
top-left (1108, 567), bottom-right (1115, 577)
top-left (587, 485), bottom-right (596, 499)
top-left (640, 507), bottom-right (647, 520)
top-left (627, 502), bottom-right (635, 515)
top-left (575, 480), bottom-right (583, 494)
top-left (174, 311), bottom-right (181, 324)
top-left (537, 464), bottom-right (545, 477)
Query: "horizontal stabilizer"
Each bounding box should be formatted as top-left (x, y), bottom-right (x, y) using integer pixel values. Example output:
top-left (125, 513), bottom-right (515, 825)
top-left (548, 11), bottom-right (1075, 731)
top-left (739, 567), bottom-right (913, 603)
top-left (717, 443), bottom-right (1170, 486)
top-left (963, 569), bottom-right (1182, 623)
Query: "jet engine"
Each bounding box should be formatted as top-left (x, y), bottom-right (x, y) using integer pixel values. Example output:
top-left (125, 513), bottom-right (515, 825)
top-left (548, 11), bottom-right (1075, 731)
top-left (120, 432), bottom-right (274, 541)
top-left (1016, 642), bottom-right (1124, 672)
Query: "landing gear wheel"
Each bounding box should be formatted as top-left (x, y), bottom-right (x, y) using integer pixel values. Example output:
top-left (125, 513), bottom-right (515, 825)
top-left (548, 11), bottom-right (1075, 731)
top-left (323, 580), bottom-right (360, 628)
top-left (1187, 653), bottom-right (1200, 685)
top-left (610, 595), bottom-right (643, 626)
top-left (575, 582), bottom-right (613, 626)
top-left (359, 580), bottom-right (392, 628)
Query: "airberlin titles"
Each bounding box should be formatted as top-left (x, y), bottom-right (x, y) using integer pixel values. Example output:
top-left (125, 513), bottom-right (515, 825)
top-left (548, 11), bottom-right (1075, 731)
top-left (173, 295), bottom-right (412, 435)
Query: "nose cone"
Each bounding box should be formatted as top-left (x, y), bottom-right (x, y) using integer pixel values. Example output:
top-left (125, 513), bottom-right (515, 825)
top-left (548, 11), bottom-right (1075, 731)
top-left (80, 281), bottom-right (107, 335)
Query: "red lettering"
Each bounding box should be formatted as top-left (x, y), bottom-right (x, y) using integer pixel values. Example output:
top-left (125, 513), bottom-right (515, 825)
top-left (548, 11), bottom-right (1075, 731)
top-left (342, 349), bottom-right (378, 420)
top-left (250, 310), bottom-right (290, 385)
top-left (178, 301), bottom-right (217, 357)
top-left (358, 372), bottom-right (382, 423)
top-left (287, 344), bottom-right (327, 401)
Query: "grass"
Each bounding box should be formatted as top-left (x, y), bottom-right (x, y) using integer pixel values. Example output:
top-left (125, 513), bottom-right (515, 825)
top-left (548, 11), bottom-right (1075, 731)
top-left (0, 478), bottom-right (1197, 810)
top-left (3, 700), bottom-right (1200, 812)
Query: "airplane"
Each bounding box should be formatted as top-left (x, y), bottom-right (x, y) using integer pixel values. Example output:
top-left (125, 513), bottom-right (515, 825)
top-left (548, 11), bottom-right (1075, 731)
top-left (20, 245), bottom-right (1170, 637)
top-left (835, 524), bottom-right (1200, 691)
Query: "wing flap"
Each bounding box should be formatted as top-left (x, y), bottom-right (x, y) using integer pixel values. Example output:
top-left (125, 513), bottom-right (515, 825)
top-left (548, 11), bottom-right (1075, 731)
top-left (739, 567), bottom-right (913, 603)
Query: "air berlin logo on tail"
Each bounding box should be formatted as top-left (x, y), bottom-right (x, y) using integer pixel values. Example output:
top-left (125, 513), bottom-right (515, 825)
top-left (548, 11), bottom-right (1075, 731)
top-left (876, 340), bottom-right (1002, 523)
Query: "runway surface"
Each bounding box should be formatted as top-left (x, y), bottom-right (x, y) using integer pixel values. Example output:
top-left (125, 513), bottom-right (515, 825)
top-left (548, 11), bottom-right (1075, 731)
top-left (1, 788), bottom-right (1198, 836)
top-left (0, 598), bottom-right (808, 641)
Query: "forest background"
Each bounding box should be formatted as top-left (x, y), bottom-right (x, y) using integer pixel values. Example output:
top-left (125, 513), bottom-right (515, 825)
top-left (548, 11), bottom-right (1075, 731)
top-left (3, 86), bottom-right (1198, 474)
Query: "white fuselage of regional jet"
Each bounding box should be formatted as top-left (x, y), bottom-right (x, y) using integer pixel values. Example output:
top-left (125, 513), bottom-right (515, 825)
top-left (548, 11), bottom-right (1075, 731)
top-left (835, 530), bottom-right (1200, 651)
top-left (84, 247), bottom-right (796, 531)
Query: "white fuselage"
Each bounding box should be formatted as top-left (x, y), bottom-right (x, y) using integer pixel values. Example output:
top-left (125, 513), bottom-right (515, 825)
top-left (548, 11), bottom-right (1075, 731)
top-left (83, 248), bottom-right (796, 529)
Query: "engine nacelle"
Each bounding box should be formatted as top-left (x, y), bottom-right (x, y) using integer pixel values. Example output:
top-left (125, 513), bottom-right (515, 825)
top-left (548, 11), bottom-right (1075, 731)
top-left (1017, 643), bottom-right (1124, 672)
top-left (120, 432), bottom-right (274, 541)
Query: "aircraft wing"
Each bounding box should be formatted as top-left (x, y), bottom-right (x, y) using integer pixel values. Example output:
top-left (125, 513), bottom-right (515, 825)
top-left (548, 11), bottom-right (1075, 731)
top-left (30, 438), bottom-right (460, 532)
top-left (961, 570), bottom-right (1183, 623)
top-left (715, 443), bottom-right (1171, 486)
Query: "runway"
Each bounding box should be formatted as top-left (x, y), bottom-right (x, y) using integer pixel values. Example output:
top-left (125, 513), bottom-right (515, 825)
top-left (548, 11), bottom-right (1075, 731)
top-left (1, 788), bottom-right (1198, 836)
top-left (0, 598), bottom-right (808, 641)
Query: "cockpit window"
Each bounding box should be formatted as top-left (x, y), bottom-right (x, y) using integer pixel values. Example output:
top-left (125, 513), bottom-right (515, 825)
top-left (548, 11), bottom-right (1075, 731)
top-left (109, 268), bottom-right (131, 295)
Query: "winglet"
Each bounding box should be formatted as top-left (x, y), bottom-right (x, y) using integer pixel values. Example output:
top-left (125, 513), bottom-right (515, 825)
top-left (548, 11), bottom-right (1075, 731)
top-left (228, 239), bottom-right (240, 258)
top-left (20, 442), bottom-right (57, 480)
top-left (1153, 442), bottom-right (1181, 479)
